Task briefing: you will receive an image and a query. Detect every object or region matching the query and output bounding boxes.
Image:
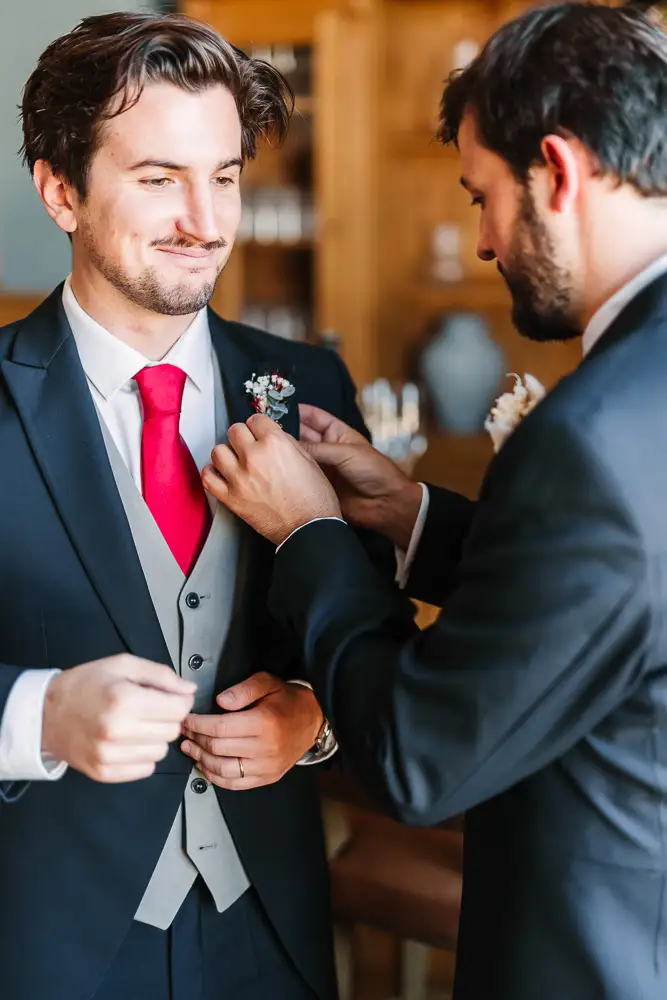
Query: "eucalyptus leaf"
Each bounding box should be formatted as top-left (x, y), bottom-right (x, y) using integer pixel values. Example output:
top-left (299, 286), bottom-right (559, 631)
top-left (280, 384), bottom-right (295, 397)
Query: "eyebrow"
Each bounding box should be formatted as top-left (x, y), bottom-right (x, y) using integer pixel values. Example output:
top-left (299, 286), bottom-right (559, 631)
top-left (128, 157), bottom-right (244, 172)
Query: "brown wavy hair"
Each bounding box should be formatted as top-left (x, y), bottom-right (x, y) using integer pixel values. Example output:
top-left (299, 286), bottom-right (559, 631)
top-left (20, 11), bottom-right (293, 198)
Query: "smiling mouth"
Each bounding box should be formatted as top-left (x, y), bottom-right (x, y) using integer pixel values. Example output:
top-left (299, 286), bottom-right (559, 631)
top-left (157, 248), bottom-right (216, 260)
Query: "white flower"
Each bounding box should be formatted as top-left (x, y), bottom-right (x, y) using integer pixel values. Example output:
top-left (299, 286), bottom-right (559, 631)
top-left (485, 373), bottom-right (546, 453)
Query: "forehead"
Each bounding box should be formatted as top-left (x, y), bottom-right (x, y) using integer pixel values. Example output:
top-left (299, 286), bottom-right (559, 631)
top-left (458, 111), bottom-right (512, 188)
top-left (100, 82), bottom-right (242, 163)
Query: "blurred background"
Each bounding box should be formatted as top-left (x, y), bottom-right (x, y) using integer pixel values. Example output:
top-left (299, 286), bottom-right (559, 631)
top-left (0, 3), bottom-right (662, 997)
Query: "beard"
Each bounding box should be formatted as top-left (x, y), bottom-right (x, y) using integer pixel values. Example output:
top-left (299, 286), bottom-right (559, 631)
top-left (500, 189), bottom-right (582, 343)
top-left (78, 224), bottom-right (226, 316)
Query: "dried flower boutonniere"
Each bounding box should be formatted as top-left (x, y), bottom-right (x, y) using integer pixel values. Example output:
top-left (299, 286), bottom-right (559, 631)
top-left (485, 373), bottom-right (546, 453)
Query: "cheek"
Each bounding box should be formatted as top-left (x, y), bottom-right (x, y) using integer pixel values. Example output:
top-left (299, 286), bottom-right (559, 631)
top-left (217, 190), bottom-right (242, 231)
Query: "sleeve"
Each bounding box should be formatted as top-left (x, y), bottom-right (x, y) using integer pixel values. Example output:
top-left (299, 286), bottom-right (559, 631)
top-left (268, 416), bottom-right (650, 826)
top-left (403, 485), bottom-right (476, 605)
top-left (0, 670), bottom-right (67, 783)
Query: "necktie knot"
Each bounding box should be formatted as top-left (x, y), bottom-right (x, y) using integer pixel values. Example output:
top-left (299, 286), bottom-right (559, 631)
top-left (135, 364), bottom-right (187, 419)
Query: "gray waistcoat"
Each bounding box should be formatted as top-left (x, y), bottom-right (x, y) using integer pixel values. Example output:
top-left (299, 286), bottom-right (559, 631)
top-left (96, 359), bottom-right (250, 930)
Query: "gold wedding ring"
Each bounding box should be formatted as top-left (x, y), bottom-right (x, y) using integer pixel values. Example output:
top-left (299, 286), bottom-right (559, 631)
top-left (238, 757), bottom-right (245, 779)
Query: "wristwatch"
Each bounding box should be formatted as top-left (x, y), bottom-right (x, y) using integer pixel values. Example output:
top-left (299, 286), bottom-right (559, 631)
top-left (299, 716), bottom-right (337, 764)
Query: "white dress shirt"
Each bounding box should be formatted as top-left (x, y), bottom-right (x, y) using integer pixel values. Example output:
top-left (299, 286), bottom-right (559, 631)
top-left (0, 277), bottom-right (334, 780)
top-left (582, 252), bottom-right (667, 357)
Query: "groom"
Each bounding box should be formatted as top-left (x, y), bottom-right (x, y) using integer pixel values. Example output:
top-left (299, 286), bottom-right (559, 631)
top-left (204, 5), bottom-right (667, 1000)
top-left (0, 12), bottom-right (392, 1000)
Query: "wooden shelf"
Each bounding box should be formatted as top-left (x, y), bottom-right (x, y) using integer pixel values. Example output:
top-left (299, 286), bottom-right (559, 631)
top-left (410, 278), bottom-right (511, 311)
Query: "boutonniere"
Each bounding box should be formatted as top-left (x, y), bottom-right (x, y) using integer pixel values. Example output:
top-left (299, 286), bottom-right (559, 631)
top-left (485, 373), bottom-right (546, 453)
top-left (244, 371), bottom-right (295, 424)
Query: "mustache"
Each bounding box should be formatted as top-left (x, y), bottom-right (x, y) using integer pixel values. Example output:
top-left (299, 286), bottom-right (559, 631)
top-left (151, 236), bottom-right (228, 252)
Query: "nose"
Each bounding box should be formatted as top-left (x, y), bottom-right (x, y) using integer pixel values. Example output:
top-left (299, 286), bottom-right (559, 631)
top-left (476, 235), bottom-right (496, 263)
top-left (476, 216), bottom-right (496, 263)
top-left (178, 183), bottom-right (220, 246)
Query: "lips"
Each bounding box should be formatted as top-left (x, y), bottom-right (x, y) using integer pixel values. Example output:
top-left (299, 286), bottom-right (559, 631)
top-left (157, 248), bottom-right (214, 259)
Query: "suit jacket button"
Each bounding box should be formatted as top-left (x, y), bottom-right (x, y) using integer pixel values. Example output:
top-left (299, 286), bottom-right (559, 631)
top-left (191, 777), bottom-right (208, 794)
top-left (188, 654), bottom-right (204, 671)
top-left (185, 592), bottom-right (200, 609)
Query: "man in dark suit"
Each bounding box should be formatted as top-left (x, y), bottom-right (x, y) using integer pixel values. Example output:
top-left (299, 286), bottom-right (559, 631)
top-left (202, 5), bottom-right (667, 999)
top-left (0, 12), bottom-right (390, 1000)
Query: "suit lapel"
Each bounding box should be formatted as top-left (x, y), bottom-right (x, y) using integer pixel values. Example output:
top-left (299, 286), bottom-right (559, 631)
top-left (1, 289), bottom-right (170, 664)
top-left (207, 312), bottom-right (299, 689)
top-left (207, 310), bottom-right (300, 439)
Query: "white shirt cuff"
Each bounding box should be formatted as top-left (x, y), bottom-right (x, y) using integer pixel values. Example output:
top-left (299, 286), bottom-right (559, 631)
top-left (287, 680), bottom-right (338, 765)
top-left (277, 517), bottom-right (347, 553)
top-left (0, 670), bottom-right (68, 781)
top-left (394, 483), bottom-right (430, 590)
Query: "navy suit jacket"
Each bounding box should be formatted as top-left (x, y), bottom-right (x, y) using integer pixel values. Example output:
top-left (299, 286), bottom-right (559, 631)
top-left (271, 273), bottom-right (667, 1000)
top-left (0, 286), bottom-right (391, 1000)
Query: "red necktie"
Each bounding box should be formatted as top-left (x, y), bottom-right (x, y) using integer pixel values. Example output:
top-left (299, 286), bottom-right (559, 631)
top-left (135, 364), bottom-right (212, 576)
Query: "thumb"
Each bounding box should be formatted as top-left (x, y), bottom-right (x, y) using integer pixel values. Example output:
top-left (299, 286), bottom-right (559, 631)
top-left (300, 440), bottom-right (356, 470)
top-left (218, 671), bottom-right (281, 710)
top-left (123, 657), bottom-right (197, 696)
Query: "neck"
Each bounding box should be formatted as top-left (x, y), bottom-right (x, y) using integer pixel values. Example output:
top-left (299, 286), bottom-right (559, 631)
top-left (579, 194), bottom-right (667, 329)
top-left (70, 264), bottom-right (197, 361)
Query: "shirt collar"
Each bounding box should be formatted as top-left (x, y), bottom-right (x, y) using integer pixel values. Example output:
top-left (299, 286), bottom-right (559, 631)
top-left (61, 275), bottom-right (212, 400)
top-left (582, 252), bottom-right (667, 357)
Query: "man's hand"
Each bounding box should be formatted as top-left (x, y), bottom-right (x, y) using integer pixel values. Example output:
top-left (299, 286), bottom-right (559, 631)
top-left (299, 404), bottom-right (423, 550)
top-left (42, 655), bottom-right (196, 783)
top-left (202, 415), bottom-right (341, 545)
top-left (180, 673), bottom-right (323, 790)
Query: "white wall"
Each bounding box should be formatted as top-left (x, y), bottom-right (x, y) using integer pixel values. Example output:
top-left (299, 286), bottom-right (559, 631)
top-left (0, 2), bottom-right (162, 290)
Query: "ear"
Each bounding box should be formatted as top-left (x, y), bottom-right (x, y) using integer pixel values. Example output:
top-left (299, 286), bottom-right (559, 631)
top-left (32, 159), bottom-right (78, 234)
top-left (539, 134), bottom-right (580, 214)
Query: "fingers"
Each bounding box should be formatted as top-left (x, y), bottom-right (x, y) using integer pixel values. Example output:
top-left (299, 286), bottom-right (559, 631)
top-left (217, 671), bottom-right (281, 711)
top-left (299, 422), bottom-right (323, 444)
top-left (111, 720), bottom-right (185, 745)
top-left (210, 443), bottom-right (239, 479)
top-left (95, 763), bottom-right (159, 783)
top-left (128, 685), bottom-right (195, 724)
top-left (180, 734), bottom-right (258, 759)
top-left (227, 422), bottom-right (256, 455)
top-left (119, 656), bottom-right (197, 696)
top-left (92, 741), bottom-right (171, 766)
top-left (300, 440), bottom-right (356, 470)
top-left (181, 745), bottom-right (283, 790)
top-left (246, 413), bottom-right (282, 440)
top-left (182, 710), bottom-right (263, 740)
top-left (298, 404), bottom-right (341, 436)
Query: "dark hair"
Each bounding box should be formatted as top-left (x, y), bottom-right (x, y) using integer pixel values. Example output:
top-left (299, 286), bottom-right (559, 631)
top-left (439, 2), bottom-right (667, 196)
top-left (20, 12), bottom-right (293, 198)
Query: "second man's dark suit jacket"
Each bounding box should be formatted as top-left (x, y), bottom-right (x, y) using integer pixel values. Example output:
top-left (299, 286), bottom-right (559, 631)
top-left (271, 273), bottom-right (667, 1000)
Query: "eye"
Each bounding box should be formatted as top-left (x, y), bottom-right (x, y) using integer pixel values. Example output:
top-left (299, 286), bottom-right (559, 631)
top-left (214, 176), bottom-right (235, 188)
top-left (141, 177), bottom-right (172, 188)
